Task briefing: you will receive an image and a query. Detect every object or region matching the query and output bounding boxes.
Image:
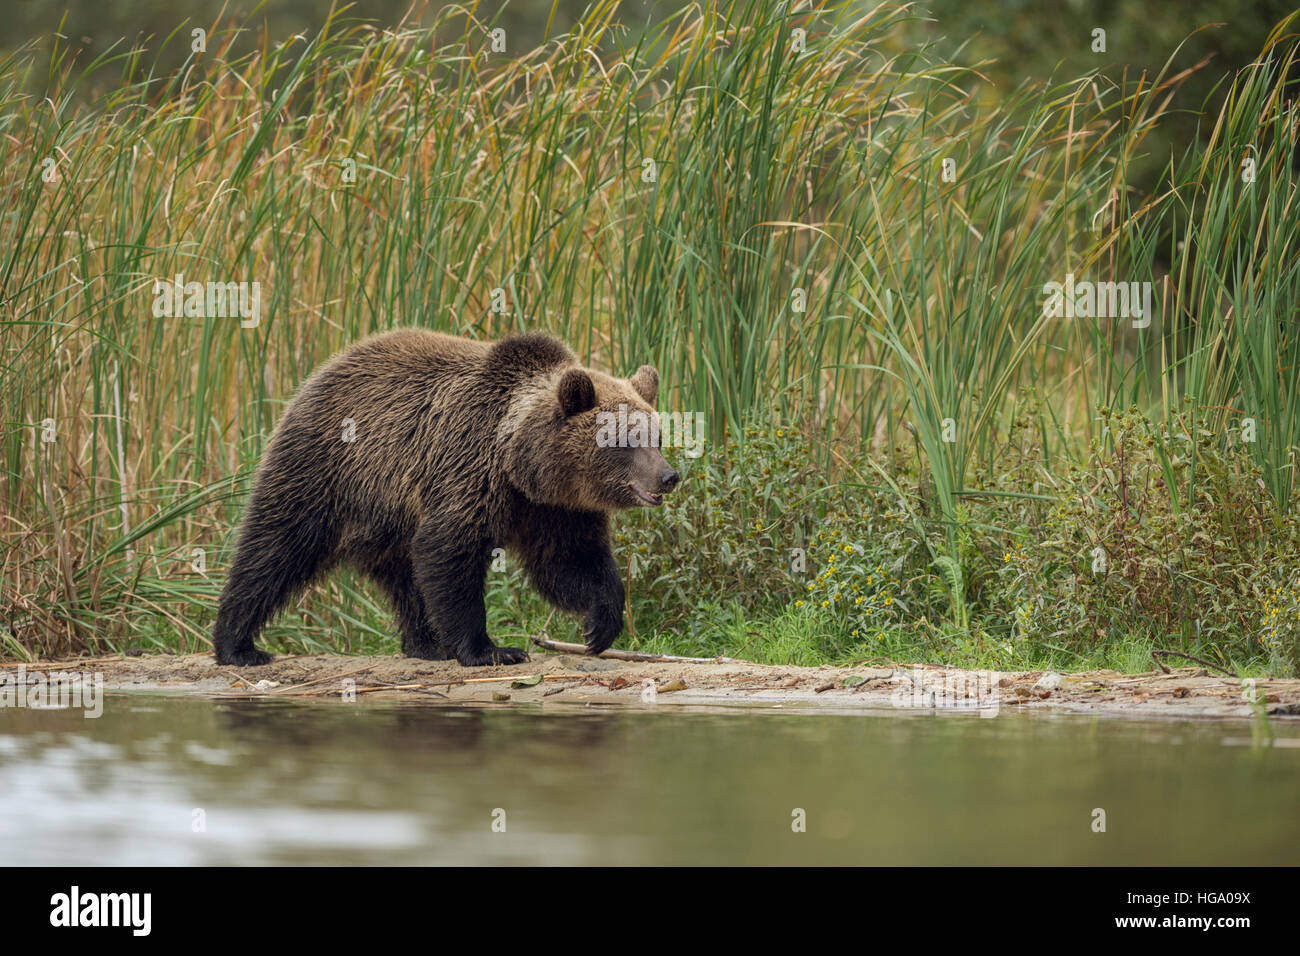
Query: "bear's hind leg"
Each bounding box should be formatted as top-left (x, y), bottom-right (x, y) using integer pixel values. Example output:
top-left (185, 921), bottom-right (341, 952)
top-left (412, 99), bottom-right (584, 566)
top-left (213, 506), bottom-right (334, 666)
top-left (369, 550), bottom-right (451, 660)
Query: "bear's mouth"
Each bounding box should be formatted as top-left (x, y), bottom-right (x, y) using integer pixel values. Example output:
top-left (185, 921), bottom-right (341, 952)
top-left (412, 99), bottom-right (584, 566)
top-left (629, 484), bottom-right (664, 507)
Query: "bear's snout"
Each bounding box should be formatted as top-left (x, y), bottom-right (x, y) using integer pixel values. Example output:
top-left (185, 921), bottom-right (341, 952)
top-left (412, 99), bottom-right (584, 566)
top-left (626, 450), bottom-right (678, 507)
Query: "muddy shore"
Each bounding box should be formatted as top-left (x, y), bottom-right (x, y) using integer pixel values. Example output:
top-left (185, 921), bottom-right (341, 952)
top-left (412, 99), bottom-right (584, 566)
top-left (7, 649), bottom-right (1300, 720)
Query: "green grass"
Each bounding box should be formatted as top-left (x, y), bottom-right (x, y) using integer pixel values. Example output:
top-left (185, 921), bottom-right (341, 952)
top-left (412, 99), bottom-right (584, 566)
top-left (2, 1), bottom-right (1298, 674)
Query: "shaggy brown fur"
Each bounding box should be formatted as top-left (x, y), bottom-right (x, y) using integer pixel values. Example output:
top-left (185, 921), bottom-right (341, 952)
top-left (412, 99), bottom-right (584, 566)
top-left (212, 330), bottom-right (678, 667)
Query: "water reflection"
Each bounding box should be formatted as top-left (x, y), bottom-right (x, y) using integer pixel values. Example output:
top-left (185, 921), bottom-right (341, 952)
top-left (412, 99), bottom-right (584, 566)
top-left (0, 694), bottom-right (1296, 864)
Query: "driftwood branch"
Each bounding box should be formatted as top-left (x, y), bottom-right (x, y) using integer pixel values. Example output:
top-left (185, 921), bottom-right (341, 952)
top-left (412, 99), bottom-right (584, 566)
top-left (531, 636), bottom-right (748, 665)
top-left (1150, 649), bottom-right (1237, 678)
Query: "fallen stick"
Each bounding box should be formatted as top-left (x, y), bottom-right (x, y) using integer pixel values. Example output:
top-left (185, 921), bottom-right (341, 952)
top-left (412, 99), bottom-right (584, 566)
top-left (1150, 649), bottom-right (1236, 678)
top-left (530, 636), bottom-right (749, 664)
top-left (460, 673), bottom-right (588, 684)
top-left (264, 680), bottom-right (460, 699)
top-left (10, 655), bottom-right (132, 668)
top-left (268, 663), bottom-right (378, 694)
top-left (265, 673), bottom-right (592, 699)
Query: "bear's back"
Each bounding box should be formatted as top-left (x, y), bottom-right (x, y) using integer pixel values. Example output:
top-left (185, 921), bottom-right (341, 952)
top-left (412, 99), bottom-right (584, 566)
top-left (323, 329), bottom-right (573, 382)
top-left (267, 328), bottom-right (573, 491)
top-left (333, 328), bottom-right (490, 373)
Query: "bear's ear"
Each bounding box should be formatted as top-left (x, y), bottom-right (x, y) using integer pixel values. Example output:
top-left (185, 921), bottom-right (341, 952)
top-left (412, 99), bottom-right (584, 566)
top-left (557, 368), bottom-right (597, 417)
top-left (630, 365), bottom-right (659, 404)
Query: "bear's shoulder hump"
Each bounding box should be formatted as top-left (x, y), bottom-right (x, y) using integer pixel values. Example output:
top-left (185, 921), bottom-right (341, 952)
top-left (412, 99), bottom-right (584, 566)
top-left (485, 333), bottom-right (576, 377)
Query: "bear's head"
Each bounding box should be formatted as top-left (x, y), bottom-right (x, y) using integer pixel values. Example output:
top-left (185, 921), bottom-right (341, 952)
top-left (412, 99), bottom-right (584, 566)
top-left (502, 363), bottom-right (679, 512)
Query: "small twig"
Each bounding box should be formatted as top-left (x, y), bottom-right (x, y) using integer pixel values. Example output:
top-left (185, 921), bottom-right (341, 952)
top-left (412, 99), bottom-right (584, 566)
top-left (531, 636), bottom-right (748, 664)
top-left (852, 670), bottom-right (895, 692)
top-left (268, 663), bottom-right (377, 694)
top-left (1150, 650), bottom-right (1236, 678)
top-left (460, 674), bottom-right (587, 684)
top-left (13, 655), bottom-right (133, 668)
top-left (263, 673), bottom-right (589, 698)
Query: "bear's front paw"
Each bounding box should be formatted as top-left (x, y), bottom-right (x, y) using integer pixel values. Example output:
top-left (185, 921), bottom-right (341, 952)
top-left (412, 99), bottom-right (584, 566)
top-left (582, 604), bottom-right (623, 656)
top-left (457, 643), bottom-right (530, 666)
top-left (491, 644), bottom-right (530, 666)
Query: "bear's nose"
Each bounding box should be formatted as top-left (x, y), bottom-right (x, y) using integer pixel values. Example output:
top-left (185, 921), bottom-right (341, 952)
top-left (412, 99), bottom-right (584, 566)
top-left (660, 469), bottom-right (679, 492)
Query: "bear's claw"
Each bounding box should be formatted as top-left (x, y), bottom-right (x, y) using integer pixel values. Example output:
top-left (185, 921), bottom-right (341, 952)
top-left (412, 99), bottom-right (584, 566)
top-left (583, 636), bottom-right (613, 656)
top-left (458, 643), bottom-right (530, 666)
top-left (492, 645), bottom-right (530, 665)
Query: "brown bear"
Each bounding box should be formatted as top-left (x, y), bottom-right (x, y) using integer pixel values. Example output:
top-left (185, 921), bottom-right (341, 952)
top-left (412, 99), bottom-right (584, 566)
top-left (211, 329), bottom-right (677, 667)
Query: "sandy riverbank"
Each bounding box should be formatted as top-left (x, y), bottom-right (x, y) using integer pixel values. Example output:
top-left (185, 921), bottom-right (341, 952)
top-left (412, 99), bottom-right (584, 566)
top-left (7, 649), bottom-right (1299, 720)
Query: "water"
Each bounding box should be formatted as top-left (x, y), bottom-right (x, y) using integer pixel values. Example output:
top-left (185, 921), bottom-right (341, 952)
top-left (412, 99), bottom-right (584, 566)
top-left (1, 694), bottom-right (1296, 865)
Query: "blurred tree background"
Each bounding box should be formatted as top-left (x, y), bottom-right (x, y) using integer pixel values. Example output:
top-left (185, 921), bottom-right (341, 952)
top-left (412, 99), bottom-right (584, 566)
top-left (913, 0), bottom-right (1300, 196)
top-left (4, 0), bottom-right (1291, 90)
top-left (4, 0), bottom-right (1291, 190)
